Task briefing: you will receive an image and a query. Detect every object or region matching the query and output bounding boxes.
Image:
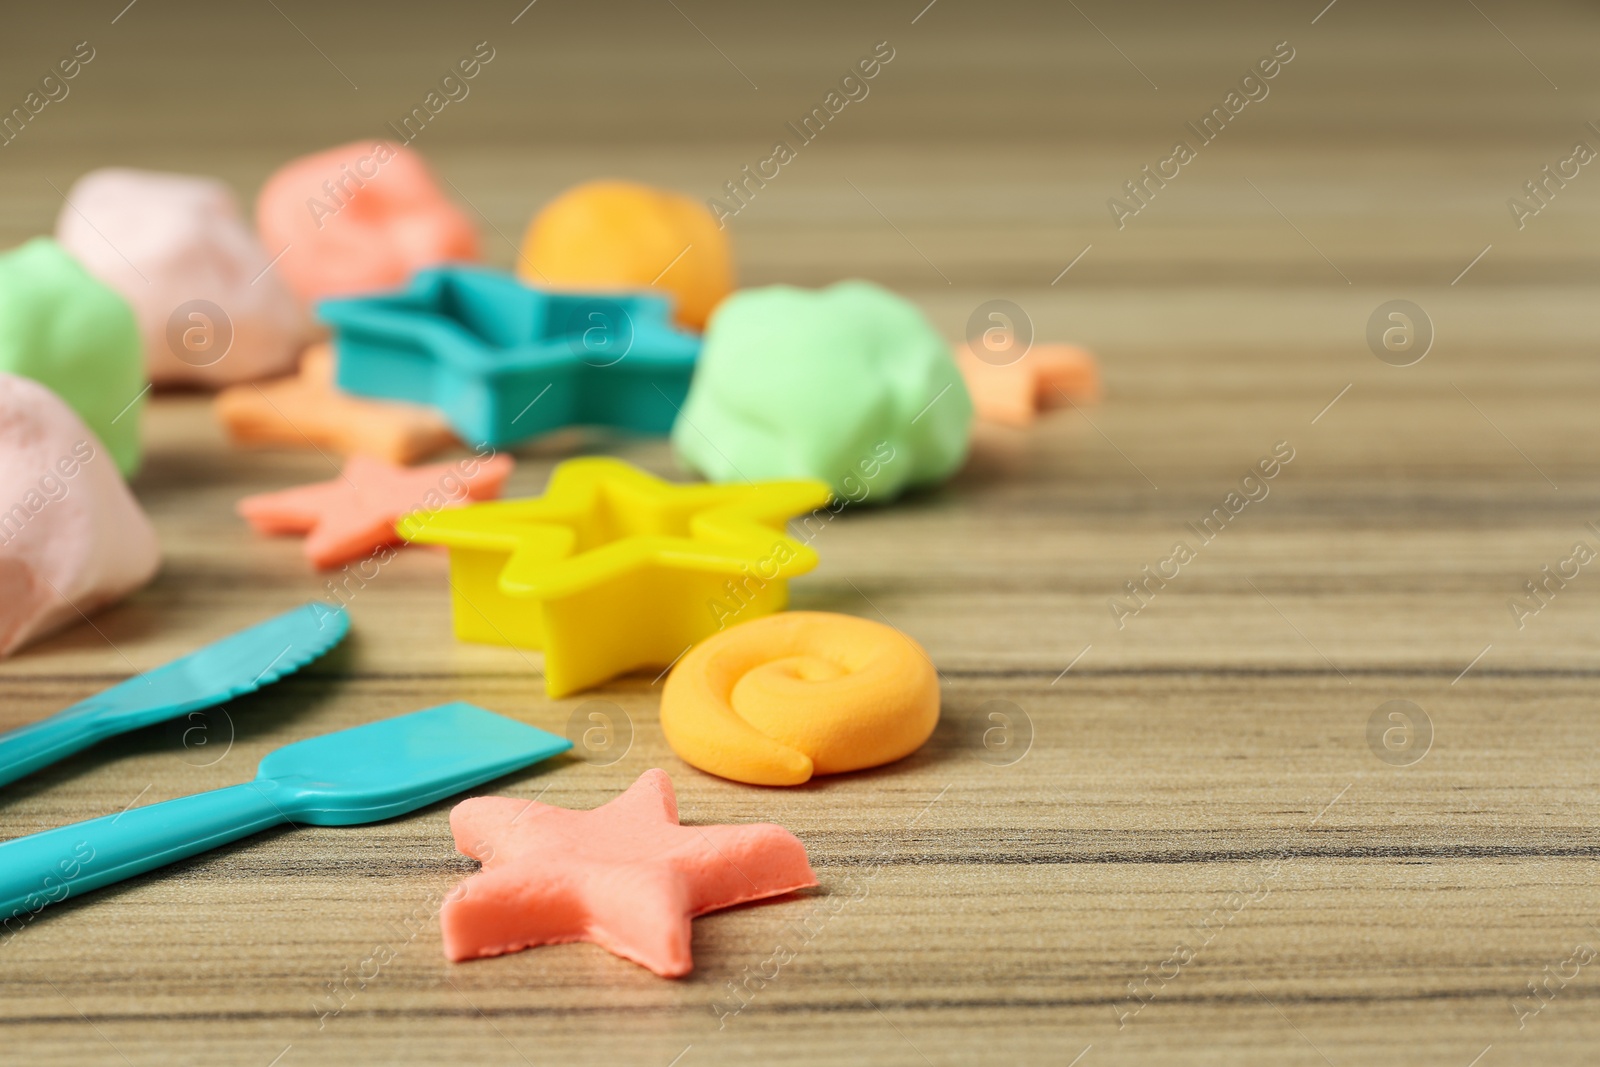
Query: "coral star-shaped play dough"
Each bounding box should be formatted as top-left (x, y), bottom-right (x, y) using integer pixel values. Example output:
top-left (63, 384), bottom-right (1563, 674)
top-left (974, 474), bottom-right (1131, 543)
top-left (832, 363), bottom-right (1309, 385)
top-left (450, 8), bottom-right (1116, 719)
top-left (238, 452), bottom-right (513, 568)
top-left (397, 457), bottom-right (830, 696)
top-left (957, 341), bottom-right (1102, 427)
top-left (441, 769), bottom-right (817, 976)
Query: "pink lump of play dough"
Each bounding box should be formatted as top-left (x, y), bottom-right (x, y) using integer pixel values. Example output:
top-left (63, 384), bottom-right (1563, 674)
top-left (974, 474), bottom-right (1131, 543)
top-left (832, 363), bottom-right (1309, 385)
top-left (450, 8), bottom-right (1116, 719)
top-left (56, 168), bottom-right (311, 388)
top-left (0, 374), bottom-right (160, 657)
top-left (256, 141), bottom-right (480, 303)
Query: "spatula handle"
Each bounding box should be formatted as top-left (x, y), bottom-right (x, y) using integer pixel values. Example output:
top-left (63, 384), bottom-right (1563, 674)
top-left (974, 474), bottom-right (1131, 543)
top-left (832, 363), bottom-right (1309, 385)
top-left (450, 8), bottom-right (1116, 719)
top-left (0, 781), bottom-right (288, 932)
top-left (0, 712), bottom-right (111, 790)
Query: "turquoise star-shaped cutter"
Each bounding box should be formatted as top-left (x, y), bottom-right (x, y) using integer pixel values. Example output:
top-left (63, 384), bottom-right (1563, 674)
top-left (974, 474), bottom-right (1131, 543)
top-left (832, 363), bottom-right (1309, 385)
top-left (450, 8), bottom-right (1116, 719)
top-left (317, 266), bottom-right (701, 448)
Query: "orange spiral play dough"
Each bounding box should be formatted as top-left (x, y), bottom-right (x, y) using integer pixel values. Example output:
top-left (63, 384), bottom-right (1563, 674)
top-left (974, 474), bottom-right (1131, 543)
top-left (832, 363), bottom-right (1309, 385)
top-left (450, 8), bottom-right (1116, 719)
top-left (661, 612), bottom-right (939, 786)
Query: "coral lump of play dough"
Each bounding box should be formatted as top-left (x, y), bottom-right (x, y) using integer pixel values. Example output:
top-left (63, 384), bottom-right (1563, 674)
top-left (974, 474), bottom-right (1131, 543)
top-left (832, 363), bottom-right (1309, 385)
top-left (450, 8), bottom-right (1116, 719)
top-left (519, 179), bottom-right (733, 330)
top-left (0, 374), bottom-right (159, 658)
top-left (661, 612), bottom-right (939, 786)
top-left (55, 168), bottom-right (308, 387)
top-left (441, 769), bottom-right (816, 976)
top-left (256, 140), bottom-right (479, 302)
top-left (0, 238), bottom-right (145, 475)
top-left (672, 280), bottom-right (973, 501)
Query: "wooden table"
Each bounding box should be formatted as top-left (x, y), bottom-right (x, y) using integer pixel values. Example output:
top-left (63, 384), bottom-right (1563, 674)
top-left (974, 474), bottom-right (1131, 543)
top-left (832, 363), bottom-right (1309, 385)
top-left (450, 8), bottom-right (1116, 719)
top-left (2, 1), bottom-right (1598, 1063)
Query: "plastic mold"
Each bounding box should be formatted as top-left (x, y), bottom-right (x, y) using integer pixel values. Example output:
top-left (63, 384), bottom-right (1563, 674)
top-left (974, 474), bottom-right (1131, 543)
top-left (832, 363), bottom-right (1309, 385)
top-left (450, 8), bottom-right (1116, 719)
top-left (318, 266), bottom-right (701, 448)
top-left (397, 456), bottom-right (830, 697)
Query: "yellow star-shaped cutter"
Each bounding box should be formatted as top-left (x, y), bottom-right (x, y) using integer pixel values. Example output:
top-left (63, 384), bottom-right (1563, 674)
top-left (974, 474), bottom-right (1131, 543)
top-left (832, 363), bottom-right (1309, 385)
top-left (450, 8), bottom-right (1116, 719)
top-left (397, 457), bottom-right (831, 696)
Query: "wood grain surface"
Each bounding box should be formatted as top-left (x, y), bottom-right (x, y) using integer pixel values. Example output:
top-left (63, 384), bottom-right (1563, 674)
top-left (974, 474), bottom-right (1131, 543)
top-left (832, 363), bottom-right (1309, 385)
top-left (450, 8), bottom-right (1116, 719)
top-left (2, 1), bottom-right (1599, 1064)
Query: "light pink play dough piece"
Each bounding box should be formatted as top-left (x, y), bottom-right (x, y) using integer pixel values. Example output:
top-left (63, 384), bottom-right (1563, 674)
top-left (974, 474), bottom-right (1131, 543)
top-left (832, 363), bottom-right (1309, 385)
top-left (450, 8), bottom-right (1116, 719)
top-left (54, 168), bottom-right (310, 388)
top-left (0, 374), bottom-right (160, 657)
top-left (255, 141), bottom-right (480, 303)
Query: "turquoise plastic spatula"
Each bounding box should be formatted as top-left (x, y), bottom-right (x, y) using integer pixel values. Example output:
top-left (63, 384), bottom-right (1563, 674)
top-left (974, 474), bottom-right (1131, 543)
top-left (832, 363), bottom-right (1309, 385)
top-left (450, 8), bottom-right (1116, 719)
top-left (0, 702), bottom-right (570, 925)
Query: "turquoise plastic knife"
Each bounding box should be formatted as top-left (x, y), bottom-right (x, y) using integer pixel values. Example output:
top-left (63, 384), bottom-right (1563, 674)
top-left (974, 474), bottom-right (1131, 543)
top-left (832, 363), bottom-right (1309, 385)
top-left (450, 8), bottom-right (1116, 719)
top-left (0, 602), bottom-right (350, 790)
top-left (0, 702), bottom-right (571, 925)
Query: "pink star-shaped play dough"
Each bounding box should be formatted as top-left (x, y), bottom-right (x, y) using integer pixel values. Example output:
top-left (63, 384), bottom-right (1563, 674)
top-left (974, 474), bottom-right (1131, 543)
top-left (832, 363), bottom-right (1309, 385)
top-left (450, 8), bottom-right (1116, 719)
top-left (237, 452), bottom-right (513, 569)
top-left (441, 769), bottom-right (817, 976)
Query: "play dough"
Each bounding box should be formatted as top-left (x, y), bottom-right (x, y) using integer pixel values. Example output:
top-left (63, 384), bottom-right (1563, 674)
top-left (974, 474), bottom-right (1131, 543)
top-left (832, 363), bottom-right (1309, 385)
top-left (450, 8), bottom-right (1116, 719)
top-left (518, 179), bottom-right (733, 330)
top-left (0, 374), bottom-right (160, 658)
top-left (256, 140), bottom-right (479, 303)
top-left (958, 341), bottom-right (1102, 427)
top-left (238, 452), bottom-right (512, 569)
top-left (54, 168), bottom-right (309, 387)
top-left (214, 342), bottom-right (459, 464)
top-left (0, 238), bottom-right (145, 475)
top-left (672, 281), bottom-right (973, 501)
top-left (441, 768), bottom-right (816, 976)
top-left (661, 611), bottom-right (939, 786)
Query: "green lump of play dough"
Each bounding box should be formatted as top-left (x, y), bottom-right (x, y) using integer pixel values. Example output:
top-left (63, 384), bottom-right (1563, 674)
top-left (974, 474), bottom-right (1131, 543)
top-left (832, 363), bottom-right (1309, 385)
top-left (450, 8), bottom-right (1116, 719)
top-left (673, 281), bottom-right (972, 501)
top-left (0, 238), bottom-right (145, 475)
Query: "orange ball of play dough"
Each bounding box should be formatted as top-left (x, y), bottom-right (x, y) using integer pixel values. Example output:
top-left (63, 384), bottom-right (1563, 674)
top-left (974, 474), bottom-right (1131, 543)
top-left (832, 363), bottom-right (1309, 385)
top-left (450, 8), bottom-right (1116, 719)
top-left (661, 612), bottom-right (939, 786)
top-left (256, 140), bottom-right (479, 303)
top-left (518, 180), bottom-right (733, 330)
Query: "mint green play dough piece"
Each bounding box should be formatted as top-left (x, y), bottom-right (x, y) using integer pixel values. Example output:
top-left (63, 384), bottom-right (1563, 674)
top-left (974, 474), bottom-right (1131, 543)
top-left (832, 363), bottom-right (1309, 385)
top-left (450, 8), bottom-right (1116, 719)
top-left (0, 238), bottom-right (145, 475)
top-left (673, 281), bottom-right (973, 501)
